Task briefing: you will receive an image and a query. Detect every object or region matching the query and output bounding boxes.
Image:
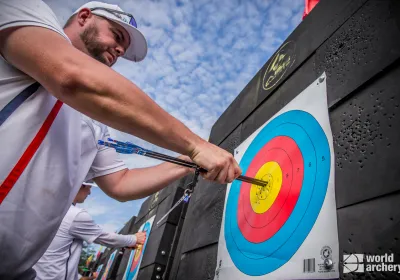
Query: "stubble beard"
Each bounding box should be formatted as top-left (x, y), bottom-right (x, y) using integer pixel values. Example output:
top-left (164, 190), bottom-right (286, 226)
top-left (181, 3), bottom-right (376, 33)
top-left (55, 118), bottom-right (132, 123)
top-left (80, 24), bottom-right (108, 65)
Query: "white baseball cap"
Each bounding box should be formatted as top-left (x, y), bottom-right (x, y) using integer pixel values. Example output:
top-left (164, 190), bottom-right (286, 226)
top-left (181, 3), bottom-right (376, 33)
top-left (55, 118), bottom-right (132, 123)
top-left (73, 1), bottom-right (148, 62)
top-left (82, 180), bottom-right (97, 187)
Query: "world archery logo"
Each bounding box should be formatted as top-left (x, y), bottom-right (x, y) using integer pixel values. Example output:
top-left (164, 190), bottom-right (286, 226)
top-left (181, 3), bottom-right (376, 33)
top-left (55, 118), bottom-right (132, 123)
top-left (343, 253), bottom-right (400, 274)
top-left (343, 254), bottom-right (365, 273)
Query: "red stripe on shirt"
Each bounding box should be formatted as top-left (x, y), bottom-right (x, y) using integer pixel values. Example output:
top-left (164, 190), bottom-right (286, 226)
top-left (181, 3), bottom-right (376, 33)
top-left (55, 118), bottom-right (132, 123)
top-left (0, 100), bottom-right (63, 204)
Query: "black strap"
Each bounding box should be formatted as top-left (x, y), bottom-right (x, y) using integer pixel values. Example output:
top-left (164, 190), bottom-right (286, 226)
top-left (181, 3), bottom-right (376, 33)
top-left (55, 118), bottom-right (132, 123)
top-left (0, 82), bottom-right (40, 126)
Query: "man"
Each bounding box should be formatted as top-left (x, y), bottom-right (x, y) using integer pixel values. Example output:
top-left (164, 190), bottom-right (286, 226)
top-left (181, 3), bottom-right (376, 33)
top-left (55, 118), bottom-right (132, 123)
top-left (33, 183), bottom-right (146, 280)
top-left (0, 1), bottom-right (241, 279)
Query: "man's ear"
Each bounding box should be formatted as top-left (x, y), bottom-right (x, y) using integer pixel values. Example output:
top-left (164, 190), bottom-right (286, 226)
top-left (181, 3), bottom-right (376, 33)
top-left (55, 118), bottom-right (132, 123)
top-left (76, 8), bottom-right (93, 27)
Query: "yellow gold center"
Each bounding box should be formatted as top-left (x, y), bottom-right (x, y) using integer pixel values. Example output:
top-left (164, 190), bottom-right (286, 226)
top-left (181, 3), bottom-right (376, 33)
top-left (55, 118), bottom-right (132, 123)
top-left (250, 162), bottom-right (282, 214)
top-left (133, 244), bottom-right (142, 261)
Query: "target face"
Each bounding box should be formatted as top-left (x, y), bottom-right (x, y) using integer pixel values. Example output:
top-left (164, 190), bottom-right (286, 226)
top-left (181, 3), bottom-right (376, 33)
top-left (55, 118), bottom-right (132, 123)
top-left (128, 222), bottom-right (151, 277)
top-left (123, 216), bottom-right (155, 280)
top-left (224, 110), bottom-right (331, 276)
top-left (101, 250), bottom-right (117, 280)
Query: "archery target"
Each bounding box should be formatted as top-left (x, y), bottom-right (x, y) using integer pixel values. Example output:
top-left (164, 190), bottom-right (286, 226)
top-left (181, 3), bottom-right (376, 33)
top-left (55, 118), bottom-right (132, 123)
top-left (123, 215), bottom-right (155, 280)
top-left (224, 110), bottom-right (331, 276)
top-left (101, 250), bottom-right (117, 280)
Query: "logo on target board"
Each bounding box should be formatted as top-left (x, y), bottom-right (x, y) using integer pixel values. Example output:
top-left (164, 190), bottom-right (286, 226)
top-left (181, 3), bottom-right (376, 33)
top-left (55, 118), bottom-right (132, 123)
top-left (262, 41), bottom-right (296, 91)
top-left (343, 254), bottom-right (364, 273)
top-left (321, 246), bottom-right (333, 260)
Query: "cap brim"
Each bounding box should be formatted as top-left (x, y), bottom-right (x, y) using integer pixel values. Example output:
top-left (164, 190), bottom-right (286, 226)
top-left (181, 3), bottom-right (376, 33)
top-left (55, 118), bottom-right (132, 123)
top-left (107, 18), bottom-right (148, 62)
top-left (82, 181), bottom-right (97, 187)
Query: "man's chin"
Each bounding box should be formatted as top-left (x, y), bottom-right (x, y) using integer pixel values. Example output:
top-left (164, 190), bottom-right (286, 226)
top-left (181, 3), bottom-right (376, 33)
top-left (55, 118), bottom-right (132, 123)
top-left (91, 54), bottom-right (110, 66)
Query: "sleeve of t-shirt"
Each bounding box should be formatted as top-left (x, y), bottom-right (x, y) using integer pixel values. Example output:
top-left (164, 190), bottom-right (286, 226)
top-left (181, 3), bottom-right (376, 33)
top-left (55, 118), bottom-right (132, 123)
top-left (69, 210), bottom-right (136, 247)
top-left (0, 0), bottom-right (70, 42)
top-left (69, 210), bottom-right (104, 244)
top-left (85, 121), bottom-right (127, 181)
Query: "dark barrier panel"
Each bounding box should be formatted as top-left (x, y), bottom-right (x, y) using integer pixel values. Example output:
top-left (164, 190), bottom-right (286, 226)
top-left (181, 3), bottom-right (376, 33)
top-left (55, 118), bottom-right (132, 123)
top-left (123, 216), bottom-right (136, 234)
top-left (115, 178), bottom-right (189, 279)
top-left (136, 192), bottom-right (160, 222)
top-left (95, 248), bottom-right (111, 279)
top-left (107, 250), bottom-right (124, 280)
top-left (176, 244), bottom-right (218, 280)
top-left (140, 222), bottom-right (177, 268)
top-left (90, 216), bottom-right (137, 279)
top-left (137, 263), bottom-right (166, 280)
top-left (115, 249), bottom-right (131, 280)
top-left (170, 0), bottom-right (400, 279)
top-left (339, 191), bottom-right (400, 279)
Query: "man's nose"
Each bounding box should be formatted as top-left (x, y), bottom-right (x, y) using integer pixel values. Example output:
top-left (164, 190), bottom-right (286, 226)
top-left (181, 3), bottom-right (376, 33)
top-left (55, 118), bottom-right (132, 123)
top-left (115, 45), bottom-right (125, 57)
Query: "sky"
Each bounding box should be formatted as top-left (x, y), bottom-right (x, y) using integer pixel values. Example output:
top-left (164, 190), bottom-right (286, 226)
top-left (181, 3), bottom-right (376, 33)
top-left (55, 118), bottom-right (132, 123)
top-left (43, 0), bottom-right (304, 243)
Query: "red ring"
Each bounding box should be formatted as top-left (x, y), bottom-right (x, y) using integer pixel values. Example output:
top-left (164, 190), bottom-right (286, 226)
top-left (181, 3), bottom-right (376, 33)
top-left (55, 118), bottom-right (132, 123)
top-left (237, 136), bottom-right (304, 243)
top-left (241, 148), bottom-right (291, 227)
top-left (129, 248), bottom-right (142, 273)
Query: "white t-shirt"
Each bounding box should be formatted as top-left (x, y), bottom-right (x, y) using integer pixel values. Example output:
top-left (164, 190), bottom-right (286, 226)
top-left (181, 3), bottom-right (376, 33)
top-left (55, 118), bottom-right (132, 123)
top-left (0, 1), bottom-right (127, 278)
top-left (34, 205), bottom-right (136, 280)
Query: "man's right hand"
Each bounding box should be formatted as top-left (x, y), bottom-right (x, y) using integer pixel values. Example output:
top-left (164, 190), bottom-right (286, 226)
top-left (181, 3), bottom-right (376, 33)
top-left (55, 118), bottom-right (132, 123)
top-left (131, 231), bottom-right (146, 248)
top-left (189, 140), bottom-right (242, 184)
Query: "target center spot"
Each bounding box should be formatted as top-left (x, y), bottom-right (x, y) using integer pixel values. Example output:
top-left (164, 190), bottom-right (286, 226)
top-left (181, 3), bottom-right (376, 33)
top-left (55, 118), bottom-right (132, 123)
top-left (134, 245), bottom-right (143, 261)
top-left (255, 174), bottom-right (273, 200)
top-left (250, 162), bottom-right (282, 214)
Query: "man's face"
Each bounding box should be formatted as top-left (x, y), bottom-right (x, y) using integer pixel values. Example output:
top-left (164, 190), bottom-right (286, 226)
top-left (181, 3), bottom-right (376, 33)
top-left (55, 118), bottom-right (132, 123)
top-left (75, 185), bottom-right (92, 203)
top-left (80, 15), bottom-right (130, 67)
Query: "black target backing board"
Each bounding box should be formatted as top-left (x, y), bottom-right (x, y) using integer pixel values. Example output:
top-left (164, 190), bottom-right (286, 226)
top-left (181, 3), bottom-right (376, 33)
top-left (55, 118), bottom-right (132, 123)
top-left (140, 222), bottom-right (177, 268)
top-left (209, 0), bottom-right (368, 146)
top-left (179, 178), bottom-right (226, 254)
top-left (137, 263), bottom-right (166, 280)
top-left (315, 0), bottom-right (400, 108)
top-left (101, 248), bottom-right (111, 266)
top-left (167, 204), bottom-right (191, 280)
top-left (175, 244), bottom-right (218, 280)
top-left (119, 216), bottom-right (136, 235)
top-left (338, 192), bottom-right (400, 280)
top-left (136, 197), bottom-right (152, 221)
top-left (136, 192), bottom-right (160, 221)
top-left (116, 248), bottom-right (132, 280)
top-left (93, 251), bottom-right (104, 269)
top-left (241, 54), bottom-right (318, 142)
top-left (95, 250), bottom-right (110, 280)
top-left (331, 62), bottom-right (400, 208)
top-left (108, 249), bottom-right (124, 279)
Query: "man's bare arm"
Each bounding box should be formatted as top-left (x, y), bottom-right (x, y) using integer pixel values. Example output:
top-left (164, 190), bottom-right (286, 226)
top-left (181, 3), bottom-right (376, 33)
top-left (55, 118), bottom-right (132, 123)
top-left (0, 26), bottom-right (200, 154)
top-left (0, 26), bottom-right (241, 183)
top-left (93, 160), bottom-right (192, 202)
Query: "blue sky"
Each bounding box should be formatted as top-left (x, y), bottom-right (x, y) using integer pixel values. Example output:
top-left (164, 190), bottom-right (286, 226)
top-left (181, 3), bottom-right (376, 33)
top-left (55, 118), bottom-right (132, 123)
top-left (43, 0), bottom-right (304, 238)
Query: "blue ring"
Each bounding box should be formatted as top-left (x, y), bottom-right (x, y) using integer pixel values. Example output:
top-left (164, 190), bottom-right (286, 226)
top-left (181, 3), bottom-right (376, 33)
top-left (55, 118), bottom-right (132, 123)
top-left (224, 110), bottom-right (330, 276)
top-left (126, 222), bottom-right (152, 279)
